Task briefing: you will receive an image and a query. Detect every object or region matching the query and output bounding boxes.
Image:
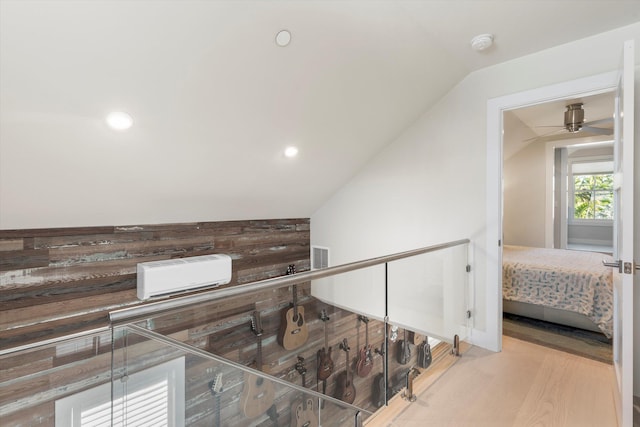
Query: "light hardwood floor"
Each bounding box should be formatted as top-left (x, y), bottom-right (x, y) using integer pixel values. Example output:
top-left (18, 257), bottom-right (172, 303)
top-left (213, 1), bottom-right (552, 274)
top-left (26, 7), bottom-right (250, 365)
top-left (367, 336), bottom-right (618, 427)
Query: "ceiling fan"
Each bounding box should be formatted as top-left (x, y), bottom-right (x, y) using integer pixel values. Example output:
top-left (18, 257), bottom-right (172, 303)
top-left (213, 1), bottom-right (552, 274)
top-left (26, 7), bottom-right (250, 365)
top-left (527, 103), bottom-right (613, 142)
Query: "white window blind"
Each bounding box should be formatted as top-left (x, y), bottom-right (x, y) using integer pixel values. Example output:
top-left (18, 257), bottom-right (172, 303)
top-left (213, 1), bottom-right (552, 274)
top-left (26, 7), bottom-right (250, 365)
top-left (56, 357), bottom-right (185, 427)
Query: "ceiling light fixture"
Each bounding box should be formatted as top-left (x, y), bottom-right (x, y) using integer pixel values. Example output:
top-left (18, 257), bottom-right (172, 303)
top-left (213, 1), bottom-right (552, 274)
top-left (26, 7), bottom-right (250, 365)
top-left (470, 34), bottom-right (494, 52)
top-left (106, 111), bottom-right (133, 131)
top-left (275, 29), bottom-right (291, 47)
top-left (284, 146), bottom-right (298, 158)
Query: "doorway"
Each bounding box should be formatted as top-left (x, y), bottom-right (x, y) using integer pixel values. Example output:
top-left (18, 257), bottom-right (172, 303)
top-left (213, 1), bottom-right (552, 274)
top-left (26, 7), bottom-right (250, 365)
top-left (484, 70), bottom-right (619, 353)
top-left (500, 91), bottom-right (616, 363)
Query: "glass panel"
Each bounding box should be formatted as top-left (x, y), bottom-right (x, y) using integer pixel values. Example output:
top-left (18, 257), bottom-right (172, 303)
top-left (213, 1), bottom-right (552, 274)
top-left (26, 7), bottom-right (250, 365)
top-left (595, 191), bottom-right (614, 219)
top-left (386, 243), bottom-right (470, 342)
top-left (112, 325), bottom-right (369, 427)
top-left (0, 329), bottom-right (113, 426)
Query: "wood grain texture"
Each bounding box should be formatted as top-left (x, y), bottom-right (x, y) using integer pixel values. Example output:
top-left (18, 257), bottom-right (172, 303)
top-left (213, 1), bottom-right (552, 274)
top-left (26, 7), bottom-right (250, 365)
top-left (0, 249), bottom-right (49, 271)
top-left (0, 219), bottom-right (310, 350)
top-left (0, 218), bottom-right (429, 427)
top-left (369, 336), bottom-right (617, 427)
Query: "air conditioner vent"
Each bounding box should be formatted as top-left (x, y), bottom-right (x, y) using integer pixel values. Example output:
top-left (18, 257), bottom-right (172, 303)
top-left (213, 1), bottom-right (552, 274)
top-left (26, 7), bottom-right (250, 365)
top-left (137, 254), bottom-right (232, 300)
top-left (311, 246), bottom-right (329, 269)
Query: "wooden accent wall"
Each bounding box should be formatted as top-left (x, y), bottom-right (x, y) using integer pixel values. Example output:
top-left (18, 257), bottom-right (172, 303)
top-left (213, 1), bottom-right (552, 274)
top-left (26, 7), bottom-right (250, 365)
top-left (0, 219), bottom-right (310, 350)
top-left (0, 219), bottom-right (428, 426)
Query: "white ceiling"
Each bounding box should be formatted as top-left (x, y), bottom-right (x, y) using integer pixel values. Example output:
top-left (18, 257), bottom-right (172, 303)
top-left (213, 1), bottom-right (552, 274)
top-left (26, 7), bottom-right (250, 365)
top-left (1, 1), bottom-right (639, 227)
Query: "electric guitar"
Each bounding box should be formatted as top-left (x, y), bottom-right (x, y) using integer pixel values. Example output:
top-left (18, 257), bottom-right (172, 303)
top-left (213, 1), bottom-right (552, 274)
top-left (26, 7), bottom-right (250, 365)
top-left (335, 338), bottom-right (356, 404)
top-left (397, 329), bottom-right (411, 365)
top-left (278, 265), bottom-right (309, 350)
top-left (240, 311), bottom-right (275, 419)
top-left (316, 309), bottom-right (334, 381)
top-left (291, 357), bottom-right (318, 427)
top-left (355, 316), bottom-right (373, 377)
top-left (208, 373), bottom-right (223, 427)
top-left (418, 337), bottom-right (432, 369)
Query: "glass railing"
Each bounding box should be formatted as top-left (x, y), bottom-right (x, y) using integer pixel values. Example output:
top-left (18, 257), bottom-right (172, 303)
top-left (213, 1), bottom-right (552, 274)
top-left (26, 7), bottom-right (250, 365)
top-left (111, 324), bottom-right (367, 427)
top-left (109, 239), bottom-right (471, 423)
top-left (0, 327), bottom-right (114, 426)
top-left (0, 239), bottom-right (470, 426)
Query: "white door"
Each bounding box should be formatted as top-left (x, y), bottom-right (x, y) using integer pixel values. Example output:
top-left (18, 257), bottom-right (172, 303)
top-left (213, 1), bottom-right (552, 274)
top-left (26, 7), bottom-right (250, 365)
top-left (609, 39), bottom-right (635, 427)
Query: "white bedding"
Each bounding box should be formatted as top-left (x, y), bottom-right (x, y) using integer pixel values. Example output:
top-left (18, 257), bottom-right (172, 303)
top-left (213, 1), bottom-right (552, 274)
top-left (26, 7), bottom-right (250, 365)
top-left (502, 245), bottom-right (613, 337)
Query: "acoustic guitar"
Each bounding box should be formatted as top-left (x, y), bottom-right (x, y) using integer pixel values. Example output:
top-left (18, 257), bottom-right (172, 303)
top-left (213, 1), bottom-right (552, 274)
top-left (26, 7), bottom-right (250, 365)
top-left (291, 356), bottom-right (318, 427)
top-left (335, 338), bottom-right (356, 404)
top-left (355, 316), bottom-right (373, 377)
top-left (208, 373), bottom-right (223, 427)
top-left (316, 309), bottom-right (334, 381)
top-left (240, 311), bottom-right (275, 419)
top-left (278, 265), bottom-right (309, 350)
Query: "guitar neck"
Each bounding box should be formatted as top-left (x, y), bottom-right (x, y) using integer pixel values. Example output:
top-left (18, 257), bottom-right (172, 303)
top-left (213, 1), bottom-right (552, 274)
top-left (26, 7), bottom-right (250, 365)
top-left (292, 284), bottom-right (298, 318)
top-left (215, 394), bottom-right (221, 427)
top-left (257, 334), bottom-right (263, 371)
top-left (324, 318), bottom-right (329, 349)
top-left (365, 321), bottom-right (369, 347)
top-left (345, 349), bottom-right (351, 382)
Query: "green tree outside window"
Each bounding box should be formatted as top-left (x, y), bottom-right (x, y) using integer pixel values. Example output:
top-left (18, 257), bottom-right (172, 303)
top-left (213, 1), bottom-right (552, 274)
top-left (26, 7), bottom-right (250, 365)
top-left (573, 174), bottom-right (613, 219)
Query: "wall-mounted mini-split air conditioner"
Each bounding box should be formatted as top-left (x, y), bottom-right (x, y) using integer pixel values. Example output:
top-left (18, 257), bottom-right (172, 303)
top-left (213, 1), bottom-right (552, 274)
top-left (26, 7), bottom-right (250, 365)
top-left (137, 254), bottom-right (232, 300)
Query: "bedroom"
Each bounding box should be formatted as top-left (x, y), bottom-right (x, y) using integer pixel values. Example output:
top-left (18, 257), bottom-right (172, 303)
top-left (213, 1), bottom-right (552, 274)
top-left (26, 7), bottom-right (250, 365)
top-left (501, 91), bottom-right (617, 352)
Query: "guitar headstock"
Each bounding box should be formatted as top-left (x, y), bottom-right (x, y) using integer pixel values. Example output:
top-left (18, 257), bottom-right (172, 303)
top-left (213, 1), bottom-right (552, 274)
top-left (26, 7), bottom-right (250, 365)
top-left (286, 264), bottom-right (296, 275)
top-left (320, 309), bottom-right (330, 322)
top-left (209, 372), bottom-right (223, 395)
top-left (250, 311), bottom-right (263, 337)
top-left (358, 315), bottom-right (370, 324)
top-left (340, 338), bottom-right (350, 352)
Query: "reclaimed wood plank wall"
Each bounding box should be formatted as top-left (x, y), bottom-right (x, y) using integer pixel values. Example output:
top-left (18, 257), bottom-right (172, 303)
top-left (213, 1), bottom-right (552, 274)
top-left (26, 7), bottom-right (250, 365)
top-left (0, 219), bottom-right (311, 350)
top-left (0, 219), bottom-right (426, 426)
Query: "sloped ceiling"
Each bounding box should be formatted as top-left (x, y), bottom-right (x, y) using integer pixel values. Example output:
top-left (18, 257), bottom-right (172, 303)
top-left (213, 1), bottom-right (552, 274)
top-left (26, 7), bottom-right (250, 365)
top-left (1, 1), bottom-right (639, 228)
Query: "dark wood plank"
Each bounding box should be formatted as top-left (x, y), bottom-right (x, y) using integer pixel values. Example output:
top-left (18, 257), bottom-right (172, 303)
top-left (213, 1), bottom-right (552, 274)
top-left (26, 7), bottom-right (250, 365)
top-left (0, 249), bottom-right (49, 271)
top-left (0, 226), bottom-right (115, 238)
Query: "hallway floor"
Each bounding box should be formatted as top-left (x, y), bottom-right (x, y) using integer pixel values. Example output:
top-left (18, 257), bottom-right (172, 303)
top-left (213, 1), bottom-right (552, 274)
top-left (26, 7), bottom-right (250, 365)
top-left (368, 336), bottom-right (618, 427)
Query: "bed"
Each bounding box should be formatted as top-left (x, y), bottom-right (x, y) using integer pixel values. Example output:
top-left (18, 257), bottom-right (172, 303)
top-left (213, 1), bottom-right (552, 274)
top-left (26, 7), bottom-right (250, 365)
top-left (502, 245), bottom-right (614, 338)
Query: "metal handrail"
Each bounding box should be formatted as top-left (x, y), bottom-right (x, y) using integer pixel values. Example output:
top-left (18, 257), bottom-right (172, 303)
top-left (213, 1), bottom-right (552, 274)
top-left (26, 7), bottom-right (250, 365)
top-left (109, 238), bottom-right (470, 325)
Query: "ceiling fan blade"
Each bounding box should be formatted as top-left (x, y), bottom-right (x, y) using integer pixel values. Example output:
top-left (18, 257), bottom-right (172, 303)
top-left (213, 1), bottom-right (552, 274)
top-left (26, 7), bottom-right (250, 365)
top-left (529, 131), bottom-right (612, 144)
top-left (581, 126), bottom-right (613, 136)
top-left (583, 117), bottom-right (613, 127)
top-left (524, 128), bottom-right (566, 142)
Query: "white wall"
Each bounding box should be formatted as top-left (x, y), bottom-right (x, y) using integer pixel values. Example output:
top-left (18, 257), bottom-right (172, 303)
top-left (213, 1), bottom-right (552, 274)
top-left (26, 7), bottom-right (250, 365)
top-left (311, 23), bottom-right (640, 393)
top-left (503, 139), bottom-right (546, 247)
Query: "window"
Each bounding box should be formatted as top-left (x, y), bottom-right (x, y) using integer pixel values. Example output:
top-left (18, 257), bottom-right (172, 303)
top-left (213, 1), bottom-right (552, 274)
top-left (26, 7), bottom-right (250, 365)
top-left (569, 159), bottom-right (614, 221)
top-left (55, 357), bottom-right (185, 427)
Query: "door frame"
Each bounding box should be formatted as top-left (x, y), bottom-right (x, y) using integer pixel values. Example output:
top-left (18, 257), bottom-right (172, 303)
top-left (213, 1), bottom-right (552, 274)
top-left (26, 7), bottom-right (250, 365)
top-left (484, 70), bottom-right (618, 353)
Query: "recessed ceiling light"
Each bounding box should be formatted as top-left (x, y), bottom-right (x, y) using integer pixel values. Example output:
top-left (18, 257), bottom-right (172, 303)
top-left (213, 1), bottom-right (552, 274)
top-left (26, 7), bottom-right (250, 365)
top-left (106, 111), bottom-right (133, 130)
top-left (470, 34), bottom-right (494, 52)
top-left (275, 30), bottom-right (291, 47)
top-left (284, 146), bottom-right (298, 158)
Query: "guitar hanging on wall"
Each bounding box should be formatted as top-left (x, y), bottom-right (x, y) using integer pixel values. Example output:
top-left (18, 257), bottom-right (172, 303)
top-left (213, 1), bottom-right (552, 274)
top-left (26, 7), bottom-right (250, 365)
top-left (335, 338), bottom-right (356, 404)
top-left (240, 311), bottom-right (275, 419)
top-left (355, 316), bottom-right (373, 378)
top-left (208, 373), bottom-right (223, 427)
top-left (278, 264), bottom-right (309, 350)
top-left (291, 356), bottom-right (318, 427)
top-left (316, 309), bottom-right (334, 382)
top-left (397, 328), bottom-right (411, 365)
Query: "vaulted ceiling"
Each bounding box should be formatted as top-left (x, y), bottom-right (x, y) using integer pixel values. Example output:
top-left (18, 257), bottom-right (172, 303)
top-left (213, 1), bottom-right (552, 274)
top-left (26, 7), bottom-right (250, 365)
top-left (1, 1), bottom-right (639, 228)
